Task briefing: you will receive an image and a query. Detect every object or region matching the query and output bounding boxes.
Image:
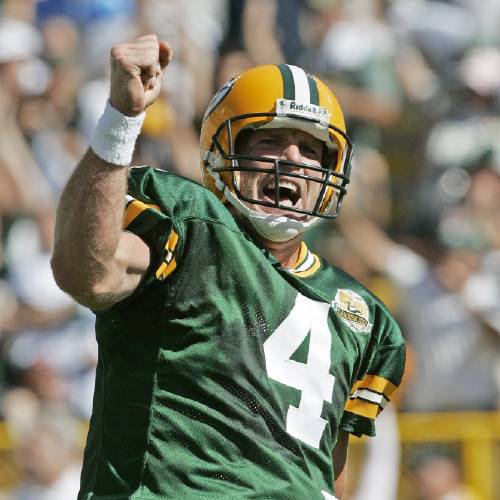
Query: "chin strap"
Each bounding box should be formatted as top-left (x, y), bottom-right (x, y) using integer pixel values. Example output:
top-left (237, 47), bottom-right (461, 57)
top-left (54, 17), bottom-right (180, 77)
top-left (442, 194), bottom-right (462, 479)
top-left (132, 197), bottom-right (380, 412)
top-left (224, 185), bottom-right (321, 242)
top-left (248, 212), bottom-right (321, 242)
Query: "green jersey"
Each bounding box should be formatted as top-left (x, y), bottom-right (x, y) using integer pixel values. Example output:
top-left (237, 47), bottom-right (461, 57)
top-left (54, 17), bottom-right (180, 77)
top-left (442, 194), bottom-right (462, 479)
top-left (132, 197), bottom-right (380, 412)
top-left (79, 167), bottom-right (405, 500)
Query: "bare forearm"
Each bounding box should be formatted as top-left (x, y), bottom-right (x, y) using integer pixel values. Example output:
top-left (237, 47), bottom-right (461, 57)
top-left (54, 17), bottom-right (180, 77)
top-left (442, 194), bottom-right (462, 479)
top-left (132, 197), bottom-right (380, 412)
top-left (52, 148), bottom-right (128, 297)
top-left (52, 35), bottom-right (172, 308)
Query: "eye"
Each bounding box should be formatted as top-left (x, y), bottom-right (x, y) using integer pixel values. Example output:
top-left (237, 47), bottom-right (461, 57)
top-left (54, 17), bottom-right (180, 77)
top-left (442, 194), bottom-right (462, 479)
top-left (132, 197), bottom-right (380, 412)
top-left (300, 143), bottom-right (322, 160)
top-left (257, 138), bottom-right (278, 147)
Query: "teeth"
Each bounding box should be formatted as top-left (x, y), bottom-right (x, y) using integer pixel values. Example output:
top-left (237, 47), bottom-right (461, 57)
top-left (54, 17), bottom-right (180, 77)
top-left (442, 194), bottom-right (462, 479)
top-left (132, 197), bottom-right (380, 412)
top-left (280, 181), bottom-right (299, 193)
top-left (265, 180), bottom-right (299, 194)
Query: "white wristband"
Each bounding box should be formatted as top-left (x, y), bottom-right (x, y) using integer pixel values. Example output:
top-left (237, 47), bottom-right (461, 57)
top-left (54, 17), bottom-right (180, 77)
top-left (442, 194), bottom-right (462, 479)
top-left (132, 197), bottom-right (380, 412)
top-left (89, 100), bottom-right (146, 166)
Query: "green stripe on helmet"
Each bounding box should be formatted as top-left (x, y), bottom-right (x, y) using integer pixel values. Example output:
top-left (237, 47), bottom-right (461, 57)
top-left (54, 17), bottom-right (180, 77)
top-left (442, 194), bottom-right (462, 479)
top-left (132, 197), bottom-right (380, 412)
top-left (278, 64), bottom-right (295, 100)
top-left (307, 74), bottom-right (320, 105)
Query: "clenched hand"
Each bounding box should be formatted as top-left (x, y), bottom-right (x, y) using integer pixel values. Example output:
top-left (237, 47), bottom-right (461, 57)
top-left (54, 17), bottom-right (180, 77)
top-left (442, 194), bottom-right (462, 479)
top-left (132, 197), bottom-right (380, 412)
top-left (110, 34), bottom-right (173, 117)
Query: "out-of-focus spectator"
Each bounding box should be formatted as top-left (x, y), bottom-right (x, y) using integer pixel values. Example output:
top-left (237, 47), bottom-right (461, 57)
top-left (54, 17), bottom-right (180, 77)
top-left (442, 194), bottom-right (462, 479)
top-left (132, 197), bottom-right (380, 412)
top-left (0, 279), bottom-right (17, 333)
top-left (36, 0), bottom-right (135, 26)
top-left (213, 47), bottom-right (253, 90)
top-left (138, 0), bottom-right (227, 120)
top-left (310, 0), bottom-right (403, 147)
top-left (240, 0), bottom-right (307, 65)
top-left (0, 14), bottom-right (56, 277)
top-left (389, 0), bottom-right (477, 78)
top-left (18, 12), bottom-right (87, 198)
top-left (337, 195), bottom-right (499, 412)
top-left (0, 17), bottom-right (54, 213)
top-left (217, 0), bottom-right (308, 69)
top-left (9, 407), bottom-right (82, 500)
top-left (1, 213), bottom-right (97, 419)
top-left (410, 450), bottom-right (480, 500)
top-left (36, 0), bottom-right (137, 75)
top-left (455, 0), bottom-right (500, 44)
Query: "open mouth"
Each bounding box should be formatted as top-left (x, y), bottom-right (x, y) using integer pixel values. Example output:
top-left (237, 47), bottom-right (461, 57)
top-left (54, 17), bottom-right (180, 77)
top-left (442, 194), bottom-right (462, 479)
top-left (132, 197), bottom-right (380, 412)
top-left (261, 180), bottom-right (302, 208)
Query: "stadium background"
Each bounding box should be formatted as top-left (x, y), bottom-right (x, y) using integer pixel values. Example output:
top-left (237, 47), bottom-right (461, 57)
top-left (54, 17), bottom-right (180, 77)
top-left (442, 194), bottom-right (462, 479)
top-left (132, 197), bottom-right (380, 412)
top-left (0, 0), bottom-right (499, 498)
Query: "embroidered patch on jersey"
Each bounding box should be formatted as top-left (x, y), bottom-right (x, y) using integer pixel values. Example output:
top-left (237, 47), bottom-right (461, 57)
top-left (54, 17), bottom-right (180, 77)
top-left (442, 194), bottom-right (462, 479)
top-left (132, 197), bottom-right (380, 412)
top-left (332, 289), bottom-right (372, 333)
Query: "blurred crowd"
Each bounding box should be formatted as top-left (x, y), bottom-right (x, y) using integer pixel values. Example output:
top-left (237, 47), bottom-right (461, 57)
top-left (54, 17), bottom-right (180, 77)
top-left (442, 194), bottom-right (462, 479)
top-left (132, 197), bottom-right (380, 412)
top-left (0, 0), bottom-right (499, 498)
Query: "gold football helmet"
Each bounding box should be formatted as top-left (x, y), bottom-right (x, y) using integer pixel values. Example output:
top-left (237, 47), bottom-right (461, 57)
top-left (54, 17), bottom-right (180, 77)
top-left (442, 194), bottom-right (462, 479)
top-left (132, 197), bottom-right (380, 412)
top-left (200, 64), bottom-right (353, 221)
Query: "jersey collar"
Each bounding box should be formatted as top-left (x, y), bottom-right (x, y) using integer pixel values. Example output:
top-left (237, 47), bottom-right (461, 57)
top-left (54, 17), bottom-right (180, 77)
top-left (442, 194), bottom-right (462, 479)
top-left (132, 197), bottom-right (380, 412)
top-left (288, 242), bottom-right (321, 277)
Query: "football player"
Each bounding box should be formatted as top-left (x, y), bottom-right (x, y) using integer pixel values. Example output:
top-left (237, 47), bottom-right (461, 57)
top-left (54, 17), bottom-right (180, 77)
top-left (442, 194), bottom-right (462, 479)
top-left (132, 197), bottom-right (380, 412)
top-left (52, 35), bottom-right (405, 500)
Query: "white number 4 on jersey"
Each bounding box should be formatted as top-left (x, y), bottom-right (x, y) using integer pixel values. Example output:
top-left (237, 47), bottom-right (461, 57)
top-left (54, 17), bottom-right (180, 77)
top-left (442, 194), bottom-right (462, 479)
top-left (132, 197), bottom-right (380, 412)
top-left (263, 293), bottom-right (335, 449)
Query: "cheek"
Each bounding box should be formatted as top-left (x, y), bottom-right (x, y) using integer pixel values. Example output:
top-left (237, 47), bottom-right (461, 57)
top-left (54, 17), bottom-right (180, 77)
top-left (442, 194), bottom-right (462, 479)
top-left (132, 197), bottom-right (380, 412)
top-left (305, 168), bottom-right (324, 195)
top-left (306, 181), bottom-right (322, 203)
top-left (238, 171), bottom-right (258, 195)
top-left (304, 162), bottom-right (324, 180)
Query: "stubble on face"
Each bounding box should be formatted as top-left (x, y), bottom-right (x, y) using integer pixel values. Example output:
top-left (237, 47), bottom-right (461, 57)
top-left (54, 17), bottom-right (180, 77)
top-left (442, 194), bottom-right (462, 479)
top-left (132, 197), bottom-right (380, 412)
top-left (235, 128), bottom-right (326, 220)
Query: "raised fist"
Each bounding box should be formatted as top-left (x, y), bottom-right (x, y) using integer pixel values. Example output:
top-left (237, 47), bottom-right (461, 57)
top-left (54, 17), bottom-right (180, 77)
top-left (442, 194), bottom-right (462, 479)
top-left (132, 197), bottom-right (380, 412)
top-left (109, 34), bottom-right (173, 117)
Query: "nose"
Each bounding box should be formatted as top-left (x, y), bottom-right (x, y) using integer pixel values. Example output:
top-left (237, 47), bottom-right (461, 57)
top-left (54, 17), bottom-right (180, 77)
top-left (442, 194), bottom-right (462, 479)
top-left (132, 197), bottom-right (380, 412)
top-left (281, 143), bottom-right (302, 164)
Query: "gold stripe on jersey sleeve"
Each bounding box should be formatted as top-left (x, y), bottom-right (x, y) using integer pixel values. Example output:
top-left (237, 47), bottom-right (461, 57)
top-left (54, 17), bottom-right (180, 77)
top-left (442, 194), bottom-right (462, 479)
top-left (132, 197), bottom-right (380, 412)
top-left (156, 259), bottom-right (177, 281)
top-left (292, 254), bottom-right (321, 278)
top-left (344, 398), bottom-right (379, 420)
top-left (155, 229), bottom-right (180, 281)
top-left (123, 199), bottom-right (161, 228)
top-left (351, 374), bottom-right (398, 400)
top-left (165, 230), bottom-right (179, 252)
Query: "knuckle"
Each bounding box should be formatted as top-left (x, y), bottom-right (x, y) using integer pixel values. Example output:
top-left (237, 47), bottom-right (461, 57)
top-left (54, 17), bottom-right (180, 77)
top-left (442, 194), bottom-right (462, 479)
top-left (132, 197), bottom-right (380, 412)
top-left (111, 46), bottom-right (124, 60)
top-left (135, 34), bottom-right (158, 47)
